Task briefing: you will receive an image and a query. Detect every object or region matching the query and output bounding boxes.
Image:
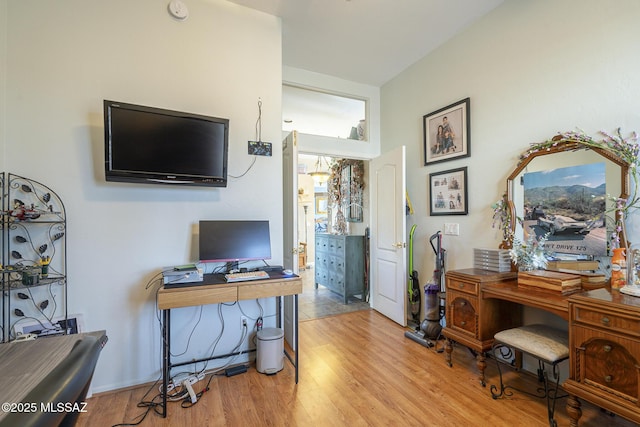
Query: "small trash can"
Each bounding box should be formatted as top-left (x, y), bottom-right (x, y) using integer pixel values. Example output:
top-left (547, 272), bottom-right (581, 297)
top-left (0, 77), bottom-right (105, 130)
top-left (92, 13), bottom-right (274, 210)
top-left (256, 327), bottom-right (284, 374)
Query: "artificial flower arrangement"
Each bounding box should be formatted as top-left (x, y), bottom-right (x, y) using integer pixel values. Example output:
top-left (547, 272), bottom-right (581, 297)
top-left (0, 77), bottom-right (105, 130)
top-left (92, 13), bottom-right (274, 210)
top-left (492, 192), bottom-right (520, 248)
top-left (509, 232), bottom-right (551, 271)
top-left (327, 159), bottom-right (365, 234)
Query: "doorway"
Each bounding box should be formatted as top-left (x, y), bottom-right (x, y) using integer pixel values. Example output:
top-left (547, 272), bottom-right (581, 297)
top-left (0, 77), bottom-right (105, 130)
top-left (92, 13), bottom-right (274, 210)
top-left (296, 153), bottom-right (370, 320)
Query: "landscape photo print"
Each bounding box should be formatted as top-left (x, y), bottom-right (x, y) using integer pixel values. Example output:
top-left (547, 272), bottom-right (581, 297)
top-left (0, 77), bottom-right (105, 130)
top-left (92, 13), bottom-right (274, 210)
top-left (522, 162), bottom-right (607, 257)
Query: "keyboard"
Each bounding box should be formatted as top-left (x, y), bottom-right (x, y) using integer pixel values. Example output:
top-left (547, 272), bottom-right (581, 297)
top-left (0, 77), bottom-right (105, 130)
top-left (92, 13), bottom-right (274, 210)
top-left (224, 270), bottom-right (270, 283)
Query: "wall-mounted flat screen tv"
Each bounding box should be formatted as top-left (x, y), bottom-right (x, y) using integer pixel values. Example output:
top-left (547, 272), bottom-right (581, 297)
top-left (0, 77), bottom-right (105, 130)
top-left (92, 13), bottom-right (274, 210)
top-left (104, 100), bottom-right (229, 187)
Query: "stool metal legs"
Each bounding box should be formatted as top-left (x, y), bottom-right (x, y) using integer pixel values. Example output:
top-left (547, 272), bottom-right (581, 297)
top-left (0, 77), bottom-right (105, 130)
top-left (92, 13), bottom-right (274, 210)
top-left (490, 342), bottom-right (566, 427)
top-left (541, 359), bottom-right (564, 427)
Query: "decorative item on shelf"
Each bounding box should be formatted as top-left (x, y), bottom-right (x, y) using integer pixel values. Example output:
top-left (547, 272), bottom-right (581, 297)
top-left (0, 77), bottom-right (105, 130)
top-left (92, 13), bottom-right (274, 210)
top-left (39, 256), bottom-right (51, 277)
top-left (20, 267), bottom-right (40, 286)
top-left (333, 208), bottom-right (347, 235)
top-left (328, 158), bottom-right (365, 232)
top-left (517, 270), bottom-right (582, 295)
top-left (621, 244), bottom-right (640, 297)
top-left (509, 232), bottom-right (550, 272)
top-left (611, 247), bottom-right (627, 290)
top-left (473, 248), bottom-right (512, 272)
top-left (492, 192), bottom-right (522, 249)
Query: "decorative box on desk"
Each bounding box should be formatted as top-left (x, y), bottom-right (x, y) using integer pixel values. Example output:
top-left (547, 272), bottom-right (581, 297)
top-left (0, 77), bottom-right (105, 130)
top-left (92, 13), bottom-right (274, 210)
top-left (517, 270), bottom-right (582, 295)
top-left (315, 233), bottom-right (365, 304)
top-left (443, 268), bottom-right (522, 386)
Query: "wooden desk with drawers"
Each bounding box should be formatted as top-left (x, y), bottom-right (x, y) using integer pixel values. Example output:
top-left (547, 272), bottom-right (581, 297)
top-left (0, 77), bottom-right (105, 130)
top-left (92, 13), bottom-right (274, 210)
top-left (443, 269), bottom-right (640, 426)
top-left (564, 288), bottom-right (640, 427)
top-left (442, 269), bottom-right (522, 386)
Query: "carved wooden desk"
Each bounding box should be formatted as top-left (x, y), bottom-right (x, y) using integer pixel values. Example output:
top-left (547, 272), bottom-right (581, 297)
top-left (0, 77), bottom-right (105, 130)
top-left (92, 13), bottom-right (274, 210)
top-left (564, 288), bottom-right (640, 427)
top-left (433, 267), bottom-right (640, 425)
top-left (480, 277), bottom-right (640, 427)
top-left (442, 269), bottom-right (522, 386)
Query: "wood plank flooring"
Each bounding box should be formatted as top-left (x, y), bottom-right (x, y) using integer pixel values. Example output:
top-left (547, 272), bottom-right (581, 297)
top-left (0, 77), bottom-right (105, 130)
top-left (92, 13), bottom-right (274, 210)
top-left (77, 310), bottom-right (638, 426)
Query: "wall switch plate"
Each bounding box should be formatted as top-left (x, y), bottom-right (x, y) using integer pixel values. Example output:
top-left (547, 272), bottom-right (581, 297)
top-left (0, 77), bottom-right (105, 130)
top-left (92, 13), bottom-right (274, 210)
top-left (444, 223), bottom-right (460, 236)
top-left (248, 141), bottom-right (272, 156)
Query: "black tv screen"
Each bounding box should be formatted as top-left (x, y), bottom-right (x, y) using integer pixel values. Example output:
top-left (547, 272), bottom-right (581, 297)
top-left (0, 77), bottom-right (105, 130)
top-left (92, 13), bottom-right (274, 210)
top-left (104, 100), bottom-right (229, 187)
top-left (199, 220), bottom-right (272, 264)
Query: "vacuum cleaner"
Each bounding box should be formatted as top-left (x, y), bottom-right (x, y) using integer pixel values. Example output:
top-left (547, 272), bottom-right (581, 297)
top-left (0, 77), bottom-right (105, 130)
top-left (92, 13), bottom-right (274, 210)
top-left (405, 230), bottom-right (446, 349)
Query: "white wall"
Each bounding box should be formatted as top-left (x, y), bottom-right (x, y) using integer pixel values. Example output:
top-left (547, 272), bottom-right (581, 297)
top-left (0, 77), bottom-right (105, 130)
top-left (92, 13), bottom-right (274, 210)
top-left (381, 0), bottom-right (640, 296)
top-left (3, 0), bottom-right (282, 392)
top-left (0, 1), bottom-right (6, 168)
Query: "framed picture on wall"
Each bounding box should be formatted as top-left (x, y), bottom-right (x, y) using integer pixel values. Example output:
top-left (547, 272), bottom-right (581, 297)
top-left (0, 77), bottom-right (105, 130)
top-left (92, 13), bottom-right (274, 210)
top-left (423, 98), bottom-right (470, 165)
top-left (315, 193), bottom-right (328, 214)
top-left (429, 167), bottom-right (468, 216)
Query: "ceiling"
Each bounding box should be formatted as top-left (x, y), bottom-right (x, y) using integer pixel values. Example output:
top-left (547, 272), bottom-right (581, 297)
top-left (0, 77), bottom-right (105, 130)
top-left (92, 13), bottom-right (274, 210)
top-left (227, 0), bottom-right (504, 86)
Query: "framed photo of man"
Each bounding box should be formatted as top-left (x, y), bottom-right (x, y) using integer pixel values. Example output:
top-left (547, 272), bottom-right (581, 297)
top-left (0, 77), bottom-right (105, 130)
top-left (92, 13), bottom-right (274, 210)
top-left (423, 98), bottom-right (470, 165)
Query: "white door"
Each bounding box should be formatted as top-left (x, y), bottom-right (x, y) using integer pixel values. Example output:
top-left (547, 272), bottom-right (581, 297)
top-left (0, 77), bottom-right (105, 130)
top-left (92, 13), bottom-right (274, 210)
top-left (282, 131), bottom-right (299, 349)
top-left (370, 146), bottom-right (407, 325)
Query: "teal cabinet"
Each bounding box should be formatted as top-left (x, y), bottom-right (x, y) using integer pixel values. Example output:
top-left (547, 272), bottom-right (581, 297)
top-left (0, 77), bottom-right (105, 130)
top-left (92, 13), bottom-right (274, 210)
top-left (314, 234), bottom-right (365, 304)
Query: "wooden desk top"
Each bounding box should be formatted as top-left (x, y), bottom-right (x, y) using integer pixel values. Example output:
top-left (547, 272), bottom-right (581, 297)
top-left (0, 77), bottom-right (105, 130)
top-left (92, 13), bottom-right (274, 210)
top-left (569, 287), bottom-right (640, 312)
top-left (447, 268), bottom-right (517, 283)
top-left (482, 280), bottom-right (570, 320)
top-left (157, 274), bottom-right (302, 310)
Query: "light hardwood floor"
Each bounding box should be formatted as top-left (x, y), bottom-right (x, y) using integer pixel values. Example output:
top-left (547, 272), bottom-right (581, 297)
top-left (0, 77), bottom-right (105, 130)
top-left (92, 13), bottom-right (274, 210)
top-left (77, 310), bottom-right (636, 427)
top-left (297, 267), bottom-right (369, 320)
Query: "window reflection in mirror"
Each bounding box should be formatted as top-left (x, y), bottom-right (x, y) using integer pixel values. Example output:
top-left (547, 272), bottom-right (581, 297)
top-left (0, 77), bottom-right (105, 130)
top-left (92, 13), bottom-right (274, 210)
top-left (282, 84), bottom-right (367, 141)
top-left (511, 150), bottom-right (622, 259)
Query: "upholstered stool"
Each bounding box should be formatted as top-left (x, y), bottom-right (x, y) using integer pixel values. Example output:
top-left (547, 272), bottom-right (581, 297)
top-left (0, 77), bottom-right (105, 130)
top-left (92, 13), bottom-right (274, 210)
top-left (490, 324), bottom-right (569, 427)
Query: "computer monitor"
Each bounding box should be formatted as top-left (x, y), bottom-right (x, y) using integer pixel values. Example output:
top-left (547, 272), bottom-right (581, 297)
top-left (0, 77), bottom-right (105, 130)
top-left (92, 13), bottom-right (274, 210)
top-left (199, 220), bottom-right (272, 272)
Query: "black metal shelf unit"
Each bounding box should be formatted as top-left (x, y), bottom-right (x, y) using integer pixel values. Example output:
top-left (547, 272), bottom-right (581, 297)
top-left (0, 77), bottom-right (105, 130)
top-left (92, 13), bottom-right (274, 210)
top-left (1, 173), bottom-right (68, 342)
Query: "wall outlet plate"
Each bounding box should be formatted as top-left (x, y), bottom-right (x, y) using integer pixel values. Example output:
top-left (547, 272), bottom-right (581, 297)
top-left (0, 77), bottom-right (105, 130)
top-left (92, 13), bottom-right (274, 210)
top-left (248, 141), bottom-right (272, 156)
top-left (444, 223), bottom-right (460, 236)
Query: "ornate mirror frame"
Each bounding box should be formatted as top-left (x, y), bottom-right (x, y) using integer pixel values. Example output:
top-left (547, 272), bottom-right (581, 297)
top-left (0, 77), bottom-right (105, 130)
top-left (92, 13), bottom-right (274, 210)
top-left (504, 135), bottom-right (631, 250)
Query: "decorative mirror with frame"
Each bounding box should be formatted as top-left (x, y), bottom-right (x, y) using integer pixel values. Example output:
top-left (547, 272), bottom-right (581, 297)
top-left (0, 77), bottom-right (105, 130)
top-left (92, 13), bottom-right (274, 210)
top-left (503, 134), bottom-right (631, 255)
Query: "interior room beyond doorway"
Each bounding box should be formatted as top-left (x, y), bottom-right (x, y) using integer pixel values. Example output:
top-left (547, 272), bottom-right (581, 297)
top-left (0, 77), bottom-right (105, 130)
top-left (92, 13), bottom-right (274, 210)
top-left (296, 154), bottom-right (370, 320)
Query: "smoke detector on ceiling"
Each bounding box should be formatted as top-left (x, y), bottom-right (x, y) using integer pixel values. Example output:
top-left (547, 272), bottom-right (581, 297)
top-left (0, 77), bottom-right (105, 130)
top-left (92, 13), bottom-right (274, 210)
top-left (168, 0), bottom-right (189, 20)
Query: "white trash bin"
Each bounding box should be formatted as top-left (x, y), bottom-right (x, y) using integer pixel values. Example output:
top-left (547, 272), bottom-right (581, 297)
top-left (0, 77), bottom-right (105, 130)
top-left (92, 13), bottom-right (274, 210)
top-left (256, 327), bottom-right (284, 374)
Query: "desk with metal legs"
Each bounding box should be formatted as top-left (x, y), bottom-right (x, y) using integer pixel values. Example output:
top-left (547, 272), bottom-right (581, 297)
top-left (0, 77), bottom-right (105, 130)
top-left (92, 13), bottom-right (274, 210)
top-left (157, 274), bottom-right (302, 417)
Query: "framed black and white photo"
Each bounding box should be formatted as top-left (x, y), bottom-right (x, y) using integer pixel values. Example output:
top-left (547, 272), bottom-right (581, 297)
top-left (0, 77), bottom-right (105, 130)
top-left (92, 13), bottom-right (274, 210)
top-left (423, 98), bottom-right (470, 165)
top-left (429, 167), bottom-right (468, 216)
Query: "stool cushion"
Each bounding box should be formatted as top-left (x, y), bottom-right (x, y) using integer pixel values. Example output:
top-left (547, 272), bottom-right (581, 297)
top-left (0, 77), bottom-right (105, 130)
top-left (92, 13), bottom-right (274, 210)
top-left (494, 324), bottom-right (569, 364)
